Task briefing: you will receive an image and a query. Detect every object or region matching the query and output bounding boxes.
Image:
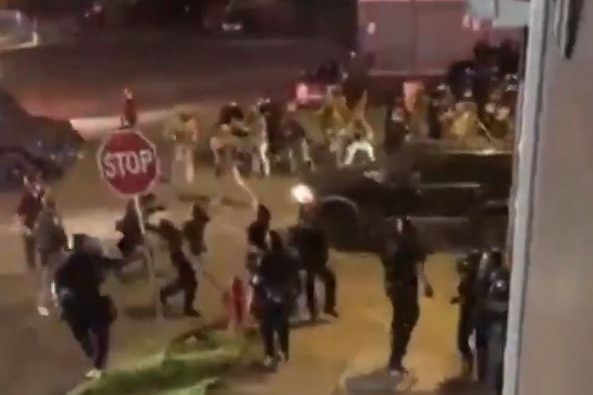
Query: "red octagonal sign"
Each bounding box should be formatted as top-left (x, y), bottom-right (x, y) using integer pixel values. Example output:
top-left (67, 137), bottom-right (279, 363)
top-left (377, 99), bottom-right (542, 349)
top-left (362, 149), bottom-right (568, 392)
top-left (97, 129), bottom-right (160, 197)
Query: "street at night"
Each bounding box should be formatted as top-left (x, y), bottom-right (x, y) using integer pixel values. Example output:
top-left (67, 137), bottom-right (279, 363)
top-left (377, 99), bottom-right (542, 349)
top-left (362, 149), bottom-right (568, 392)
top-left (0, 1), bottom-right (532, 394)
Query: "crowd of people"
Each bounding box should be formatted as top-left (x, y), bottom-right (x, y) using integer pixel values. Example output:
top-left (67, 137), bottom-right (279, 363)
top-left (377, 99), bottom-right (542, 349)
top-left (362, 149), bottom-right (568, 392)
top-left (13, 40), bottom-right (517, 386)
top-left (379, 216), bottom-right (509, 394)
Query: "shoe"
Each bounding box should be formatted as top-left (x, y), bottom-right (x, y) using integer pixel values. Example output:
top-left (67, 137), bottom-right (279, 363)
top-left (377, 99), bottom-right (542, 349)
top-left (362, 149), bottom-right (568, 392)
top-left (184, 309), bottom-right (201, 318)
top-left (277, 351), bottom-right (289, 363)
top-left (263, 355), bottom-right (275, 369)
top-left (388, 367), bottom-right (408, 379)
top-left (37, 305), bottom-right (50, 317)
top-left (85, 369), bottom-right (104, 380)
top-left (324, 309), bottom-right (339, 318)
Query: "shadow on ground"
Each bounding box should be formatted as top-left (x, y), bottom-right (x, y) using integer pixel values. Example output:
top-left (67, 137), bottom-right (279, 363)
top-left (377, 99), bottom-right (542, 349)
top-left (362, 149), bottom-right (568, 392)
top-left (334, 369), bottom-right (492, 395)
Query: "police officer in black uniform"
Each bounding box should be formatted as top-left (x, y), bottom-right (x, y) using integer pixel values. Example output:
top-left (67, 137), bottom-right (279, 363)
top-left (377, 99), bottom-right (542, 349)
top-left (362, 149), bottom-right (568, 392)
top-left (289, 218), bottom-right (338, 321)
top-left (484, 265), bottom-right (510, 394)
top-left (54, 234), bottom-right (117, 380)
top-left (158, 220), bottom-right (200, 317)
top-left (474, 248), bottom-right (504, 382)
top-left (451, 249), bottom-right (482, 377)
top-left (246, 205), bottom-right (272, 273)
top-left (381, 217), bottom-right (433, 378)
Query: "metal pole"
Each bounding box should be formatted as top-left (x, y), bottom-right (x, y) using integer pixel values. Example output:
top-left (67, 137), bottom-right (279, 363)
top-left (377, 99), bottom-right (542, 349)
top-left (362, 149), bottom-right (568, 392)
top-left (133, 195), bottom-right (162, 320)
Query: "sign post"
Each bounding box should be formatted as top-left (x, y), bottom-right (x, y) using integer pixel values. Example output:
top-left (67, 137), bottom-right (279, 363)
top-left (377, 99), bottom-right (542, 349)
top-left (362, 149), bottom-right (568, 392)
top-left (97, 128), bottom-right (162, 318)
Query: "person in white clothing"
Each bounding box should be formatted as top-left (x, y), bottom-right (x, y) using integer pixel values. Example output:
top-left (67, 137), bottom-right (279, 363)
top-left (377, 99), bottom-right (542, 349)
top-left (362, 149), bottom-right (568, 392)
top-left (247, 105), bottom-right (271, 177)
top-left (343, 119), bottom-right (376, 166)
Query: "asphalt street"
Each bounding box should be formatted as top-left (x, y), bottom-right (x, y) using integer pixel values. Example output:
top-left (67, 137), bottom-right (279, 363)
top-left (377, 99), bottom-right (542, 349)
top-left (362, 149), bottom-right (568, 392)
top-left (0, 37), bottom-right (485, 395)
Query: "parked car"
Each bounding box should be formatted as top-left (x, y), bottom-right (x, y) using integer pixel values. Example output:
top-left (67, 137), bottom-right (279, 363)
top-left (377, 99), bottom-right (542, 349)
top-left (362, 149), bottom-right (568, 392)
top-left (294, 60), bottom-right (348, 108)
top-left (291, 142), bottom-right (512, 252)
top-left (0, 89), bottom-right (84, 189)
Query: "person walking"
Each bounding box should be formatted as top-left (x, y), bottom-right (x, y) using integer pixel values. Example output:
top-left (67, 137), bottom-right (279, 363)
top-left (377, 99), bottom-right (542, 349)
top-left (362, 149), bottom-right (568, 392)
top-left (16, 173), bottom-right (46, 271)
top-left (289, 219), bottom-right (338, 321)
top-left (380, 217), bottom-right (433, 379)
top-left (451, 250), bottom-right (481, 377)
top-left (253, 230), bottom-right (300, 368)
top-left (158, 220), bottom-right (200, 317)
top-left (54, 234), bottom-right (116, 380)
top-left (182, 203), bottom-right (210, 266)
top-left (35, 197), bottom-right (68, 316)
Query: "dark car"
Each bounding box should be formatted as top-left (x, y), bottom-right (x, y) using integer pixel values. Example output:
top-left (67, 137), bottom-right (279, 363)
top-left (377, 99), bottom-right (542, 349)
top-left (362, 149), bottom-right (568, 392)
top-left (292, 142), bottom-right (512, 253)
top-left (294, 60), bottom-right (347, 108)
top-left (0, 89), bottom-right (83, 189)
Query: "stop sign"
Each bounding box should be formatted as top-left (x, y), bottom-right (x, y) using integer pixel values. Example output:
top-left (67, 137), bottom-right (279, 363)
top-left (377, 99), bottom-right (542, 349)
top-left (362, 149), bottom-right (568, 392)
top-left (97, 129), bottom-right (160, 197)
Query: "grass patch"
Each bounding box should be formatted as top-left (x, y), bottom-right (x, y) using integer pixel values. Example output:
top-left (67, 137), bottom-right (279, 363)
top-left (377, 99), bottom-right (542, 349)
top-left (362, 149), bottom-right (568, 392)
top-left (78, 330), bottom-right (259, 395)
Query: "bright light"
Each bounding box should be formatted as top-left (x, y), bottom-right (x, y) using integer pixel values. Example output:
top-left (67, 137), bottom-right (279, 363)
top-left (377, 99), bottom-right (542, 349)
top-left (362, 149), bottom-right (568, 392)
top-left (296, 83), bottom-right (309, 101)
top-left (291, 184), bottom-right (315, 204)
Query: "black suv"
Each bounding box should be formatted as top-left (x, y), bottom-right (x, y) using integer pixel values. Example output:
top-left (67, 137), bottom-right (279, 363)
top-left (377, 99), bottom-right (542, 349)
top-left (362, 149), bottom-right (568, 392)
top-left (0, 89), bottom-right (83, 189)
top-left (293, 142), bottom-right (512, 252)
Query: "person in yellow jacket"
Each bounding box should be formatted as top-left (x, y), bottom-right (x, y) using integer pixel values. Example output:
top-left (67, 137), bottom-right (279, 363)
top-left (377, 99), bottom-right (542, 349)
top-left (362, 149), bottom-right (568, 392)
top-left (163, 111), bottom-right (199, 185)
top-left (449, 91), bottom-right (480, 145)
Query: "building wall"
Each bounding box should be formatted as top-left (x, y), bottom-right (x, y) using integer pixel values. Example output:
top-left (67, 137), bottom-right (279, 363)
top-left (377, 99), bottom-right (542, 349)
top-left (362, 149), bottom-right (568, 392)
top-left (358, 0), bottom-right (519, 74)
top-left (515, 1), bottom-right (593, 394)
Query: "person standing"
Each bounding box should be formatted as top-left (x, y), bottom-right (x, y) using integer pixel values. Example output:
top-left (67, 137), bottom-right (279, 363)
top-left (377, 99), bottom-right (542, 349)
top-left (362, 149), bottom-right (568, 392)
top-left (121, 87), bottom-right (137, 128)
top-left (289, 219), bottom-right (337, 321)
top-left (383, 99), bottom-right (409, 157)
top-left (247, 104), bottom-right (271, 177)
top-left (253, 231), bottom-right (299, 368)
top-left (246, 205), bottom-right (271, 273)
top-left (342, 118), bottom-right (376, 166)
top-left (451, 250), bottom-right (481, 377)
top-left (380, 217), bottom-right (433, 378)
top-left (474, 249), bottom-right (504, 382)
top-left (163, 111), bottom-right (199, 185)
top-left (16, 173), bottom-right (46, 271)
top-left (54, 234), bottom-right (116, 380)
top-left (35, 197), bottom-right (68, 316)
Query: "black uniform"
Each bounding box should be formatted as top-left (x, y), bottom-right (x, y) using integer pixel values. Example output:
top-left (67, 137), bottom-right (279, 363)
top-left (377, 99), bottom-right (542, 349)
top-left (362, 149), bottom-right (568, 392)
top-left (290, 224), bottom-right (337, 319)
top-left (452, 251), bottom-right (481, 375)
top-left (484, 266), bottom-right (510, 395)
top-left (116, 200), bottom-right (143, 258)
top-left (17, 185), bottom-right (45, 270)
top-left (255, 233), bottom-right (299, 360)
top-left (474, 250), bottom-right (504, 382)
top-left (158, 221), bottom-right (199, 316)
top-left (55, 243), bottom-right (115, 371)
top-left (182, 205), bottom-right (210, 258)
top-left (381, 229), bottom-right (427, 372)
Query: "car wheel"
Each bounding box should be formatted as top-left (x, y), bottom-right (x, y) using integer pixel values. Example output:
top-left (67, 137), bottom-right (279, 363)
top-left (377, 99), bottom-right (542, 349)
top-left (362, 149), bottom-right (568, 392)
top-left (0, 153), bottom-right (38, 190)
top-left (319, 202), bottom-right (359, 250)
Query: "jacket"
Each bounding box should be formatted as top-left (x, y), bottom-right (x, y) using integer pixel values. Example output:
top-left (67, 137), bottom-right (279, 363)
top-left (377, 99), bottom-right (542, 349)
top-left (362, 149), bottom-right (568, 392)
top-left (36, 209), bottom-right (67, 253)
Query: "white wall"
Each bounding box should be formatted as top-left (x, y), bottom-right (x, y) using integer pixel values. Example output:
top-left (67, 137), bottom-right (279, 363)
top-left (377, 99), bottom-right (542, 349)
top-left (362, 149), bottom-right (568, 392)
top-left (513, 1), bottom-right (593, 393)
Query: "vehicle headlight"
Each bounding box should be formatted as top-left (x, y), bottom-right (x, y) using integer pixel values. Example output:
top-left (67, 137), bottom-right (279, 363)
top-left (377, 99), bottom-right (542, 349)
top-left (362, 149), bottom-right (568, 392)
top-left (291, 183), bottom-right (315, 204)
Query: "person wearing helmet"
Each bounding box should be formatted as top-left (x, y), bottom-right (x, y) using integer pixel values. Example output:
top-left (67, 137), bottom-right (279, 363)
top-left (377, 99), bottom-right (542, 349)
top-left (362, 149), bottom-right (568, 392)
top-left (381, 217), bottom-right (433, 379)
top-left (484, 265), bottom-right (510, 394)
top-left (289, 216), bottom-right (337, 321)
top-left (54, 234), bottom-right (117, 380)
top-left (182, 203), bottom-right (210, 265)
top-left (451, 249), bottom-right (481, 377)
top-left (159, 219), bottom-right (200, 317)
top-left (473, 248), bottom-right (504, 382)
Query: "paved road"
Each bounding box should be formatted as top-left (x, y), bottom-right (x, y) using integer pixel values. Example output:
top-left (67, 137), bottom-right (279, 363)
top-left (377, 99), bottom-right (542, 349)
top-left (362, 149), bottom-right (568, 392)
top-left (0, 36), bottom-right (479, 395)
